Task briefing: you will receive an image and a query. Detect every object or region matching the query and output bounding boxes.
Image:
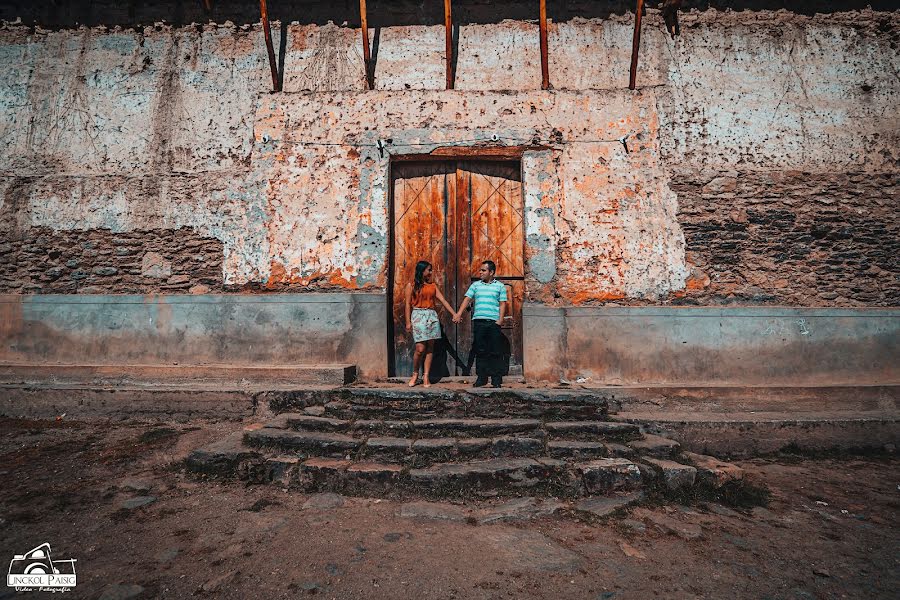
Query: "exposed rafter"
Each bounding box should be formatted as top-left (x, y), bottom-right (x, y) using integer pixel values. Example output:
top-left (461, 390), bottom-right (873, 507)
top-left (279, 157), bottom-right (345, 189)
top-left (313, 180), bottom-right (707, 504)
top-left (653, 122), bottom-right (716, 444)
top-left (259, 0), bottom-right (280, 92)
top-left (539, 0), bottom-right (550, 90)
top-left (360, 0), bottom-right (373, 90)
top-left (444, 0), bottom-right (454, 89)
top-left (628, 0), bottom-right (644, 90)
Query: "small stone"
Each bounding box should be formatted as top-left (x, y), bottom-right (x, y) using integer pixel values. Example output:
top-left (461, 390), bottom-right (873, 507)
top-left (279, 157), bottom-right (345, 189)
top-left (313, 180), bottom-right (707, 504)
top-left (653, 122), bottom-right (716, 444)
top-left (682, 452), bottom-right (744, 488)
top-left (167, 274), bottom-right (190, 285)
top-left (644, 512), bottom-right (703, 540)
top-left (118, 478), bottom-right (153, 493)
top-left (71, 269), bottom-right (89, 280)
top-left (189, 284), bottom-right (210, 294)
top-left (574, 493), bottom-right (642, 518)
top-left (98, 583), bottom-right (145, 600)
top-left (703, 176), bottom-right (738, 195)
top-left (577, 459), bottom-right (642, 494)
top-left (303, 406), bottom-right (327, 416)
top-left (399, 501), bottom-right (469, 522)
top-left (618, 541), bottom-right (645, 559)
top-left (476, 497), bottom-right (564, 524)
top-left (142, 251), bottom-right (171, 278)
top-left (92, 266), bottom-right (118, 276)
top-left (813, 567), bottom-right (830, 578)
top-left (302, 493), bottom-right (346, 510)
top-left (619, 518), bottom-right (646, 533)
top-left (641, 458), bottom-right (697, 491)
top-left (45, 266), bottom-right (65, 280)
top-left (628, 435), bottom-right (680, 457)
top-left (119, 496), bottom-right (156, 510)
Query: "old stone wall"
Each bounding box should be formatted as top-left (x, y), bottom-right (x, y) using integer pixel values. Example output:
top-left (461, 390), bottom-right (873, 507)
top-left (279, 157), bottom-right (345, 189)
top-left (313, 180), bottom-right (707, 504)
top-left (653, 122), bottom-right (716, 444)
top-left (674, 171), bottom-right (899, 306)
top-left (0, 10), bottom-right (897, 305)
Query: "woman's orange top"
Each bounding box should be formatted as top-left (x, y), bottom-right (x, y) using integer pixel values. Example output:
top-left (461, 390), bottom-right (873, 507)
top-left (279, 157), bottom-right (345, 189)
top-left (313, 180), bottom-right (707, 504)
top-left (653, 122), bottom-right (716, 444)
top-left (412, 282), bottom-right (436, 309)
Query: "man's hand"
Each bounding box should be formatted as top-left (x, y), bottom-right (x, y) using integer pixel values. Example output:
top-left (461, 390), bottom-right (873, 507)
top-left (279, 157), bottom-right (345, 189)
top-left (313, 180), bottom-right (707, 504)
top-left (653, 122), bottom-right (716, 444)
top-left (406, 322), bottom-right (412, 332)
top-left (495, 318), bottom-right (503, 326)
top-left (452, 313), bottom-right (461, 324)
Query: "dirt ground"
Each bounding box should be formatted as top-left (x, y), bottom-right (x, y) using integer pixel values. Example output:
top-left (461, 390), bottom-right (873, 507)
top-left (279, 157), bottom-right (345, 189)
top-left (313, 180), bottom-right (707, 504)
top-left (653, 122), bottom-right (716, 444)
top-left (0, 416), bottom-right (897, 600)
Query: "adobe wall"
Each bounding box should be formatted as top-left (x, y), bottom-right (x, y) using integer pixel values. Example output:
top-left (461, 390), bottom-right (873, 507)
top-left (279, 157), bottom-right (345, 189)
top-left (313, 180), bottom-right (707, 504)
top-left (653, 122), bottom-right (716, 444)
top-left (0, 10), bottom-right (897, 380)
top-left (2, 11), bottom-right (897, 304)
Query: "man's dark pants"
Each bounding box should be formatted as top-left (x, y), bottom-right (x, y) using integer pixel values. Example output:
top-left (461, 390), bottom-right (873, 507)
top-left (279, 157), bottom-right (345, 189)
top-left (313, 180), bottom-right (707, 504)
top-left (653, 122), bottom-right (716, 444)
top-left (472, 319), bottom-right (504, 385)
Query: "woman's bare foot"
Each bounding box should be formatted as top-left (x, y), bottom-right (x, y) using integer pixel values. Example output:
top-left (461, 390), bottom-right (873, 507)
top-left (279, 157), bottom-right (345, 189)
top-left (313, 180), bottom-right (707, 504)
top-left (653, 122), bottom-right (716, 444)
top-left (407, 374), bottom-right (418, 387)
top-left (422, 378), bottom-right (431, 388)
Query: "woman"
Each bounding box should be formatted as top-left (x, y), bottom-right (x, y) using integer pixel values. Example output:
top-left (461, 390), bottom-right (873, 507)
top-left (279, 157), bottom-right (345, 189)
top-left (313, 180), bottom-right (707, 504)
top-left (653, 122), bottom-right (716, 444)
top-left (405, 260), bottom-right (455, 387)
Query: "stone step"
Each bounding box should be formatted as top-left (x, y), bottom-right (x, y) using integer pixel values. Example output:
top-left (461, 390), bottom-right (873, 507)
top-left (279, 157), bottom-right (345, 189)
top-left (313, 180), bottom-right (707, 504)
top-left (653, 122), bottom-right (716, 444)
top-left (187, 430), bottom-right (756, 503)
top-left (247, 413), bottom-right (645, 464)
top-left (282, 456), bottom-right (645, 499)
top-left (628, 434), bottom-right (681, 457)
top-left (545, 421), bottom-right (641, 441)
top-left (259, 388), bottom-right (611, 420)
top-left (244, 429), bottom-right (361, 454)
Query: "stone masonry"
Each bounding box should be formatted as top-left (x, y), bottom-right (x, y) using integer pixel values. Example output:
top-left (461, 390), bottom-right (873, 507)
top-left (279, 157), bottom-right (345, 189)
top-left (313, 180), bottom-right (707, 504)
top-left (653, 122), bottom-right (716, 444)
top-left (0, 10), bottom-right (897, 306)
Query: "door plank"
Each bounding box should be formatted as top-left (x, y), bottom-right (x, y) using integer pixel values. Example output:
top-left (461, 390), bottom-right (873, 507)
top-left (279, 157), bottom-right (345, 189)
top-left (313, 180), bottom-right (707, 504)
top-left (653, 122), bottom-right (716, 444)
top-left (391, 162), bottom-right (454, 376)
top-left (456, 161), bottom-right (525, 373)
top-left (391, 161), bottom-right (525, 377)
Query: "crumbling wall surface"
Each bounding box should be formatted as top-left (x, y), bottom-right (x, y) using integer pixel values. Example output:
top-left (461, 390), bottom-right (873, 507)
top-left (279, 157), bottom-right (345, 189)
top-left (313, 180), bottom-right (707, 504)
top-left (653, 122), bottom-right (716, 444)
top-left (0, 11), bottom-right (897, 305)
top-left (673, 172), bottom-right (899, 305)
top-left (254, 89), bottom-right (688, 302)
top-left (657, 10), bottom-right (900, 305)
top-left (0, 24), bottom-right (270, 292)
top-left (283, 18), bottom-right (668, 92)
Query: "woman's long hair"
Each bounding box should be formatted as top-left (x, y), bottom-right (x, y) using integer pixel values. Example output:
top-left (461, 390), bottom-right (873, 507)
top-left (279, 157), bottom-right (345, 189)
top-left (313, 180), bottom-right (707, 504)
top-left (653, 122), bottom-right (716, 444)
top-left (412, 260), bottom-right (431, 301)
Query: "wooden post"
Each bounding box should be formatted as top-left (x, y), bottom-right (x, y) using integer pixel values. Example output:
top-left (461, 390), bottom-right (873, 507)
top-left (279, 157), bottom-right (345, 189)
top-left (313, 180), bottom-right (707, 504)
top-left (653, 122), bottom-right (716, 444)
top-left (629, 0), bottom-right (644, 90)
top-left (539, 0), bottom-right (549, 90)
top-left (444, 0), bottom-right (453, 89)
top-left (259, 0), bottom-right (280, 92)
top-left (360, 0), bottom-right (372, 90)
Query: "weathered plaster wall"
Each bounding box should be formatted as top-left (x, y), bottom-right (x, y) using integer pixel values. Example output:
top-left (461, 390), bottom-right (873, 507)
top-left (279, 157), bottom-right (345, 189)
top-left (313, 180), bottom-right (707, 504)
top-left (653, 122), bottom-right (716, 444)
top-left (0, 293), bottom-right (387, 375)
top-left (1, 11), bottom-right (897, 306)
top-left (253, 89), bottom-right (687, 302)
top-left (524, 304), bottom-right (900, 385)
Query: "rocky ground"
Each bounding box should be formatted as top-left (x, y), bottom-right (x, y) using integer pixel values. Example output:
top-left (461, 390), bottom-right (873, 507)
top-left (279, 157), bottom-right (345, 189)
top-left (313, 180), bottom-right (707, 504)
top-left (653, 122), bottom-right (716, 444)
top-left (0, 416), bottom-right (897, 600)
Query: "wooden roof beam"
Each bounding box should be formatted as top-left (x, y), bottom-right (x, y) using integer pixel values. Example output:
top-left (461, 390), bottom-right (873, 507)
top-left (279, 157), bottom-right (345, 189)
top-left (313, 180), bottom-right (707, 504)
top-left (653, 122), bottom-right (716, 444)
top-left (259, 0), bottom-right (280, 92)
top-left (628, 0), bottom-right (644, 90)
top-left (539, 0), bottom-right (550, 90)
top-left (360, 0), bottom-right (373, 90)
top-left (444, 0), bottom-right (454, 89)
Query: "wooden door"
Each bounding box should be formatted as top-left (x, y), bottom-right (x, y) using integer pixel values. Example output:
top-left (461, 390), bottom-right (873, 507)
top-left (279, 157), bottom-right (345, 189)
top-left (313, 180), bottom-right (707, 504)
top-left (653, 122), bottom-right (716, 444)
top-left (390, 160), bottom-right (524, 377)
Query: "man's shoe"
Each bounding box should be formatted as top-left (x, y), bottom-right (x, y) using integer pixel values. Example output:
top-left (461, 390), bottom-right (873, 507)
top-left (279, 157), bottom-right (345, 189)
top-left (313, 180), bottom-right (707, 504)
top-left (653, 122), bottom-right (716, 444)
top-left (491, 377), bottom-right (502, 388)
top-left (473, 377), bottom-right (488, 388)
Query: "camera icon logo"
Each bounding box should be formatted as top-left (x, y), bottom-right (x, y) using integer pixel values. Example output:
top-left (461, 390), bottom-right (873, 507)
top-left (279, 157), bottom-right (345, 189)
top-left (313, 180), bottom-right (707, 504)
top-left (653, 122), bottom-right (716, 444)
top-left (7, 543), bottom-right (77, 591)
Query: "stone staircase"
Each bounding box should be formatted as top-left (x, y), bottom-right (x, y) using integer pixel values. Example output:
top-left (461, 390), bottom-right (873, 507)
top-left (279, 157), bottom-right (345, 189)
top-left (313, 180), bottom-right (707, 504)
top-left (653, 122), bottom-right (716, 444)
top-left (187, 388), bottom-right (750, 504)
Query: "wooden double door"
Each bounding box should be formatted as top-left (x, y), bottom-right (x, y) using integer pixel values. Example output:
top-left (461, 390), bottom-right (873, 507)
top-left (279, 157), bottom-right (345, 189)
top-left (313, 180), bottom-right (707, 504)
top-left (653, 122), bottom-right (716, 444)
top-left (390, 160), bottom-right (525, 377)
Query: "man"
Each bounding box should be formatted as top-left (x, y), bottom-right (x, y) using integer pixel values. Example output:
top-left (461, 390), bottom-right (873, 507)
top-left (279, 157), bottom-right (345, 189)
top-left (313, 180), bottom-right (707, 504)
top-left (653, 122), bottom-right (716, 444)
top-left (453, 260), bottom-right (508, 388)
